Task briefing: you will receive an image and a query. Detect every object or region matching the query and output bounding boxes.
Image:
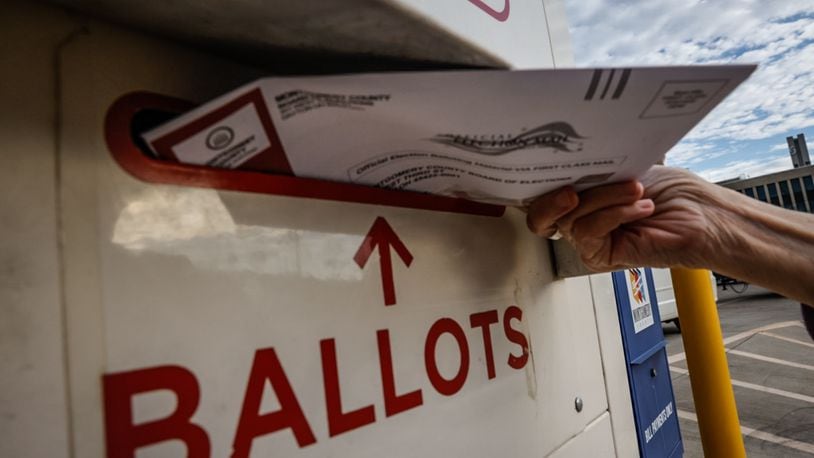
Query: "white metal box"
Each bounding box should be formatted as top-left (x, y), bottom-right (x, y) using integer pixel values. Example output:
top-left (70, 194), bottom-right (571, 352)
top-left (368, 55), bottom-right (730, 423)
top-left (0, 1), bottom-right (639, 457)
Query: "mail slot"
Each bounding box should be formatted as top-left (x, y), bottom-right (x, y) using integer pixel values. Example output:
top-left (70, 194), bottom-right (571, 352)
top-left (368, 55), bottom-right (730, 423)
top-left (613, 268), bottom-right (683, 457)
top-left (105, 91), bottom-right (505, 217)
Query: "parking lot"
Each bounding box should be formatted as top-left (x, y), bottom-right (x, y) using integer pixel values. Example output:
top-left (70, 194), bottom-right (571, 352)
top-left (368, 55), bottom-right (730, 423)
top-left (665, 286), bottom-right (814, 457)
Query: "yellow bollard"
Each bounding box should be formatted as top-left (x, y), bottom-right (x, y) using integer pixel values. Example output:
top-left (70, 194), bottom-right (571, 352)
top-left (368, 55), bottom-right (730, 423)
top-left (670, 268), bottom-right (745, 457)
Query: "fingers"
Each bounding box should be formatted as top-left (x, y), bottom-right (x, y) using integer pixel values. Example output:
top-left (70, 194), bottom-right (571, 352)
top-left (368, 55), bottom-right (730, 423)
top-left (526, 180), bottom-right (646, 240)
top-left (557, 181), bottom-right (644, 234)
top-left (567, 199), bottom-right (655, 272)
top-left (572, 199), bottom-right (655, 241)
top-left (526, 187), bottom-right (579, 237)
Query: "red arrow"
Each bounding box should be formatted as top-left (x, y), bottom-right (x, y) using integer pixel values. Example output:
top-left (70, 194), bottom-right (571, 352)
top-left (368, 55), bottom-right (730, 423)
top-left (354, 217), bottom-right (413, 306)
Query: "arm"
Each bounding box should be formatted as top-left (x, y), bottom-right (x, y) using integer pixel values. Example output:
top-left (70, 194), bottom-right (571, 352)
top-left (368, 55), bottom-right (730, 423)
top-left (708, 186), bottom-right (814, 304)
top-left (526, 166), bottom-right (814, 305)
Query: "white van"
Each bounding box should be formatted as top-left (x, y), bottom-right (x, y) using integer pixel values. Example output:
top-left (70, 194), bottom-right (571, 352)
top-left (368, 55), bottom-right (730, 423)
top-left (652, 268), bottom-right (718, 331)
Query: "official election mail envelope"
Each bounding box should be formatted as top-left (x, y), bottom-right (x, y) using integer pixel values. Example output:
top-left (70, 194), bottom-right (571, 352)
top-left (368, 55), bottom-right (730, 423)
top-left (142, 66), bottom-right (755, 205)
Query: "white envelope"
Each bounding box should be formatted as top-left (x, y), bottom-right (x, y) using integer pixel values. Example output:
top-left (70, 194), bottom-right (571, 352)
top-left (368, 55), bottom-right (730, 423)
top-left (144, 66), bottom-right (755, 205)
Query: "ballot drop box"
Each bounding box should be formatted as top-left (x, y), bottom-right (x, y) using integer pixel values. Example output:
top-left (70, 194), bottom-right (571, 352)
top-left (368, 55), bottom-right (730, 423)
top-left (2, 1), bottom-right (681, 457)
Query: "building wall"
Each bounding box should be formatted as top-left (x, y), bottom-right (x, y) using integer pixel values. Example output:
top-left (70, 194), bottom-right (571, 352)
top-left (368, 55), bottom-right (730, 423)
top-left (718, 165), bottom-right (814, 213)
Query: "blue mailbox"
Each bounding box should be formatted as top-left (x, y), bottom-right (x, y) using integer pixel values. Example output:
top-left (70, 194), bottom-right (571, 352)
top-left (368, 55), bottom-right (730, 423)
top-left (613, 268), bottom-right (683, 457)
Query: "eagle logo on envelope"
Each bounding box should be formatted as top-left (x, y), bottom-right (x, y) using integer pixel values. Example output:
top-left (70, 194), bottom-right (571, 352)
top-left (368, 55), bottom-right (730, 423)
top-left (430, 122), bottom-right (585, 155)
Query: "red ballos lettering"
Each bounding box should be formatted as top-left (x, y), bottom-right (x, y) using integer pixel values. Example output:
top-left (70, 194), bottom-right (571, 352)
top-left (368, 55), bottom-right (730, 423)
top-left (321, 338), bottom-right (376, 437)
top-left (104, 305), bottom-right (527, 455)
top-left (469, 310), bottom-right (499, 379)
top-left (232, 348), bottom-right (316, 457)
top-left (424, 318), bottom-right (470, 395)
top-left (377, 329), bottom-right (424, 416)
top-left (503, 306), bottom-right (529, 369)
top-left (102, 365), bottom-right (210, 458)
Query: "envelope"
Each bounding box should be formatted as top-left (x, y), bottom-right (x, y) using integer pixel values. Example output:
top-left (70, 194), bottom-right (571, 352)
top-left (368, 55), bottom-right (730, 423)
top-left (143, 66), bottom-right (755, 205)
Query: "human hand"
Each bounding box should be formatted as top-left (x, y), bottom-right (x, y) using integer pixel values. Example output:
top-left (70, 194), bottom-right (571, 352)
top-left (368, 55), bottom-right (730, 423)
top-left (526, 166), bottom-right (726, 272)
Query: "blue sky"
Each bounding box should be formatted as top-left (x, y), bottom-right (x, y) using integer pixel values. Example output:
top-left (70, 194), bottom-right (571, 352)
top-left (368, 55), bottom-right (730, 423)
top-left (564, 0), bottom-right (814, 182)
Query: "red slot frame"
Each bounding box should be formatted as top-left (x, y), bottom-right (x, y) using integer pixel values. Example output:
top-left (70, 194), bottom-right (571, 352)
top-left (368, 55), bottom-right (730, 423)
top-left (105, 91), bottom-right (505, 217)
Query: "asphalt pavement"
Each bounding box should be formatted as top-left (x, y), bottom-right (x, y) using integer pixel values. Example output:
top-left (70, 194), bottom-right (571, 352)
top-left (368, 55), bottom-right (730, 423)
top-left (664, 285), bottom-right (814, 457)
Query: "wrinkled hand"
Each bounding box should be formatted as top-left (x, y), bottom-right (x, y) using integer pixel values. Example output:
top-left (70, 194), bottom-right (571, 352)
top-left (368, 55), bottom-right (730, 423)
top-left (526, 166), bottom-right (724, 272)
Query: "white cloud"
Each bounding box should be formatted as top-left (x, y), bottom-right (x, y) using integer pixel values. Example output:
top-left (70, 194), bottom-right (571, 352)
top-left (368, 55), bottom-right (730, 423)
top-left (696, 155), bottom-right (792, 182)
top-left (665, 141), bottom-right (727, 167)
top-left (565, 1), bottom-right (814, 149)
